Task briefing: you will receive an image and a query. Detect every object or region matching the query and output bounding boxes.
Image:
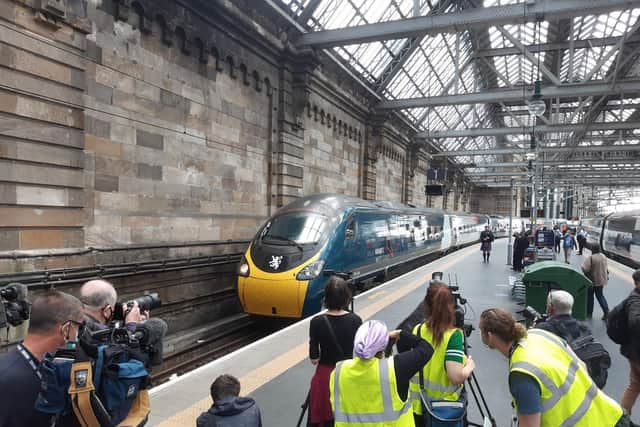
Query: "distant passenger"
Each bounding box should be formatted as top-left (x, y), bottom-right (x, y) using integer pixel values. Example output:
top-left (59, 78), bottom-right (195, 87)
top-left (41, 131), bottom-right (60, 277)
top-left (554, 228), bottom-right (562, 254)
top-left (562, 231), bottom-right (578, 264)
top-left (401, 283), bottom-right (475, 426)
top-left (582, 243), bottom-right (610, 320)
top-left (330, 320), bottom-right (433, 426)
top-left (308, 277), bottom-right (362, 427)
top-left (619, 269), bottom-right (640, 416)
top-left (197, 374), bottom-right (262, 427)
top-left (480, 226), bottom-right (495, 263)
top-left (512, 232), bottom-right (527, 272)
top-left (480, 308), bottom-right (628, 427)
top-left (577, 228), bottom-right (588, 255)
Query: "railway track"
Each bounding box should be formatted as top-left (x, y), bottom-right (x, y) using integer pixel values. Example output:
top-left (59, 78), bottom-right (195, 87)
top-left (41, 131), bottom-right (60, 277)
top-left (151, 314), bottom-right (286, 385)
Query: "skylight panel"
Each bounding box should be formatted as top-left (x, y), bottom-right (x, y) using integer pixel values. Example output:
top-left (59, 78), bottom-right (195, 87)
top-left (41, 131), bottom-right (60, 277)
top-left (280, 0), bottom-right (308, 17)
top-left (483, 0), bottom-right (520, 6)
top-left (560, 46), bottom-right (617, 82)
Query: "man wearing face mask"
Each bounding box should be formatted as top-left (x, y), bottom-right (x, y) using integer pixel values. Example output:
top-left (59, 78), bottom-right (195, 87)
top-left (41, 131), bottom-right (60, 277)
top-left (0, 290), bottom-right (84, 427)
top-left (80, 279), bottom-right (144, 331)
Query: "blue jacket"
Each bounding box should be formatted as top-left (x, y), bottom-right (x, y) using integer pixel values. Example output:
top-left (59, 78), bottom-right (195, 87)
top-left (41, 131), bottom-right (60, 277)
top-left (196, 396), bottom-right (262, 427)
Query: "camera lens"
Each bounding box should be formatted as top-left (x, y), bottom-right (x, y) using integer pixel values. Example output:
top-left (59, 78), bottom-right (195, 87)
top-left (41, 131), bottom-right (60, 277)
top-left (135, 293), bottom-right (162, 312)
top-left (0, 286), bottom-right (18, 301)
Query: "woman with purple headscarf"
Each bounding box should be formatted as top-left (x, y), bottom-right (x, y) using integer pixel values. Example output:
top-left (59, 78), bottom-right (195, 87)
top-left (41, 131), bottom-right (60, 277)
top-left (329, 320), bottom-right (433, 426)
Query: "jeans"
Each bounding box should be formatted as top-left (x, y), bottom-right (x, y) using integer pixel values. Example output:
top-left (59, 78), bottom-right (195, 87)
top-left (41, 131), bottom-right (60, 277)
top-left (587, 286), bottom-right (609, 317)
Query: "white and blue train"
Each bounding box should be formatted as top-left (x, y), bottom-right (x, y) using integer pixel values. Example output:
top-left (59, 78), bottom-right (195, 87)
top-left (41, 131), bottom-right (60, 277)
top-left (580, 211), bottom-right (640, 268)
top-left (238, 193), bottom-right (496, 318)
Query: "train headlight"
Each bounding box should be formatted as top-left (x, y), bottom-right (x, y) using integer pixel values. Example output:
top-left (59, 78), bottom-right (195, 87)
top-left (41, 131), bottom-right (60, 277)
top-left (238, 256), bottom-right (250, 277)
top-left (296, 260), bottom-right (325, 281)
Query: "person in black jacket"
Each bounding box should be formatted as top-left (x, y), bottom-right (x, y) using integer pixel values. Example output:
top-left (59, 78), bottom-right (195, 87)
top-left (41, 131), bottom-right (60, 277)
top-left (308, 277), bottom-right (362, 427)
top-left (512, 232), bottom-right (527, 272)
top-left (620, 270), bottom-right (640, 416)
top-left (0, 291), bottom-right (85, 427)
top-left (535, 290), bottom-right (589, 341)
top-left (480, 226), bottom-right (495, 263)
top-left (197, 374), bottom-right (262, 427)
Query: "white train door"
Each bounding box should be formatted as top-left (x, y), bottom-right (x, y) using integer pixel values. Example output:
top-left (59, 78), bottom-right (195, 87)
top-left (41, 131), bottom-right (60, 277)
top-left (442, 214), bottom-right (453, 250)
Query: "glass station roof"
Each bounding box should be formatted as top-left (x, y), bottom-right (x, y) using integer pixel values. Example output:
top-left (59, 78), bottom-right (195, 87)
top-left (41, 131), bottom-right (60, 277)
top-left (279, 0), bottom-right (640, 209)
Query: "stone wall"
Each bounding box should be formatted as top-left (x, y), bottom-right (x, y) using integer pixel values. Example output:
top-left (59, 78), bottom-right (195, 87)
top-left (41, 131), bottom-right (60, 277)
top-left (301, 87), bottom-right (364, 197)
top-left (375, 147), bottom-right (405, 203)
top-left (85, 0), bottom-right (274, 246)
top-left (0, 1), bottom-right (89, 252)
top-left (0, 0), bottom-right (467, 271)
top-left (470, 187), bottom-right (521, 216)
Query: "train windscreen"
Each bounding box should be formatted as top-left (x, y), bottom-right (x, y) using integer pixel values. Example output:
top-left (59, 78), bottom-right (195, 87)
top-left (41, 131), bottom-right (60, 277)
top-left (259, 212), bottom-right (329, 245)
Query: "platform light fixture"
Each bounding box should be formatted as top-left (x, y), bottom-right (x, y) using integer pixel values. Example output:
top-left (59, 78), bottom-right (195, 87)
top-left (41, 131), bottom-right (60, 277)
top-left (528, 80), bottom-right (546, 117)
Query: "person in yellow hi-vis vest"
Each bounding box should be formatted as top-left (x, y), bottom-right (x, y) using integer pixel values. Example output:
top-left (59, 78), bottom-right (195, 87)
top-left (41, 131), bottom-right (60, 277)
top-left (479, 308), bottom-right (631, 427)
top-left (401, 284), bottom-right (475, 426)
top-left (330, 320), bottom-right (433, 426)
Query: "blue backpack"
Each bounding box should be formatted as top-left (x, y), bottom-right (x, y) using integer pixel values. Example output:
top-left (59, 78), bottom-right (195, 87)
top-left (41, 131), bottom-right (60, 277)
top-left (563, 235), bottom-right (574, 248)
top-left (36, 344), bottom-right (150, 427)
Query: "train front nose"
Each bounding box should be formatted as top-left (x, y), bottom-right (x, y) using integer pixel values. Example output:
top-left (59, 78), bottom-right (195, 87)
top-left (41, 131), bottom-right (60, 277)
top-left (239, 274), bottom-right (309, 318)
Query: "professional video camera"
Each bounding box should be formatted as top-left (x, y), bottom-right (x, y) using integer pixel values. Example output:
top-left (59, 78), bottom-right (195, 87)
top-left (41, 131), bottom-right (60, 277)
top-left (521, 305), bottom-right (548, 324)
top-left (431, 272), bottom-right (473, 337)
top-left (85, 292), bottom-right (165, 367)
top-left (112, 292), bottom-right (162, 322)
top-left (0, 282), bottom-right (30, 328)
top-left (85, 316), bottom-right (168, 367)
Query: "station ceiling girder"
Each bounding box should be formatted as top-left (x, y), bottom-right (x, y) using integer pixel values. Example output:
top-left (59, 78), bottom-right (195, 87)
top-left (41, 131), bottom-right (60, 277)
top-left (420, 120), bottom-right (640, 139)
top-left (377, 79), bottom-right (640, 110)
top-left (466, 170), bottom-right (640, 177)
top-left (295, 0), bottom-right (639, 48)
top-left (431, 144), bottom-right (640, 156)
top-left (477, 35), bottom-right (640, 57)
top-left (461, 158), bottom-right (640, 167)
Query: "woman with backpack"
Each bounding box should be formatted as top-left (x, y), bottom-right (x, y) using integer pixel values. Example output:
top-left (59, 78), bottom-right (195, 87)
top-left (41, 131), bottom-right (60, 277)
top-left (582, 243), bottom-right (610, 320)
top-left (307, 277), bottom-right (362, 427)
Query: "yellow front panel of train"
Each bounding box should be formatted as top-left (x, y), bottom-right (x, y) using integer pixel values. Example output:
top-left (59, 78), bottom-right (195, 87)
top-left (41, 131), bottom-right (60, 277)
top-left (238, 249), bottom-right (318, 318)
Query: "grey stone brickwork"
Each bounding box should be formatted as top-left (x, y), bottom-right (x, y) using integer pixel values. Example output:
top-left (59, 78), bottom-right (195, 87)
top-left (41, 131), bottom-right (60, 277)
top-left (0, 0), bottom-right (88, 254)
top-left (0, 0), bottom-right (462, 270)
top-left (470, 187), bottom-right (520, 216)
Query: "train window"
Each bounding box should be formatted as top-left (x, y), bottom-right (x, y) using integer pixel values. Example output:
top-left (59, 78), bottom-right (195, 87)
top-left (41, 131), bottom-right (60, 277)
top-left (260, 212), bottom-right (328, 244)
top-left (345, 218), bottom-right (356, 240)
top-left (608, 217), bottom-right (636, 233)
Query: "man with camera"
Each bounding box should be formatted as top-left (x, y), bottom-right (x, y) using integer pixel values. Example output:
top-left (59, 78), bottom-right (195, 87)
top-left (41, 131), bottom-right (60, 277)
top-left (80, 279), bottom-right (146, 330)
top-left (534, 290), bottom-right (588, 341)
top-left (534, 290), bottom-right (610, 389)
top-left (0, 291), bottom-right (84, 427)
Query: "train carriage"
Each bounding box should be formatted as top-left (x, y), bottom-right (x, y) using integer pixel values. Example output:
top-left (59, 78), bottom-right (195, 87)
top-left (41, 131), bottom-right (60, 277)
top-left (237, 194), bottom-right (489, 318)
top-left (580, 212), bottom-right (640, 268)
top-left (602, 211), bottom-right (640, 264)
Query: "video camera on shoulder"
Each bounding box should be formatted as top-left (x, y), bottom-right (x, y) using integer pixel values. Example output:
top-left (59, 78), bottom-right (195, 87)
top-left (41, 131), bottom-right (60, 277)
top-left (521, 306), bottom-right (548, 324)
top-left (0, 282), bottom-right (30, 328)
top-left (112, 292), bottom-right (162, 321)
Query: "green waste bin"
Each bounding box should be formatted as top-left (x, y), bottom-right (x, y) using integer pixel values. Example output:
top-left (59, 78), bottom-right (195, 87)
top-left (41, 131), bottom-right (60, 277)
top-left (522, 261), bottom-right (591, 320)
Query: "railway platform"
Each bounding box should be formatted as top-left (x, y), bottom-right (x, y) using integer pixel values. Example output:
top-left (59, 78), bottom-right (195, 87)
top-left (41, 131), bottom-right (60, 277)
top-left (149, 239), bottom-right (638, 426)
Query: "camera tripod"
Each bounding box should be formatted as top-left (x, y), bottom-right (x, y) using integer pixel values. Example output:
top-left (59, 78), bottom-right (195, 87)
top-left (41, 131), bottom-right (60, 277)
top-left (461, 323), bottom-right (496, 427)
